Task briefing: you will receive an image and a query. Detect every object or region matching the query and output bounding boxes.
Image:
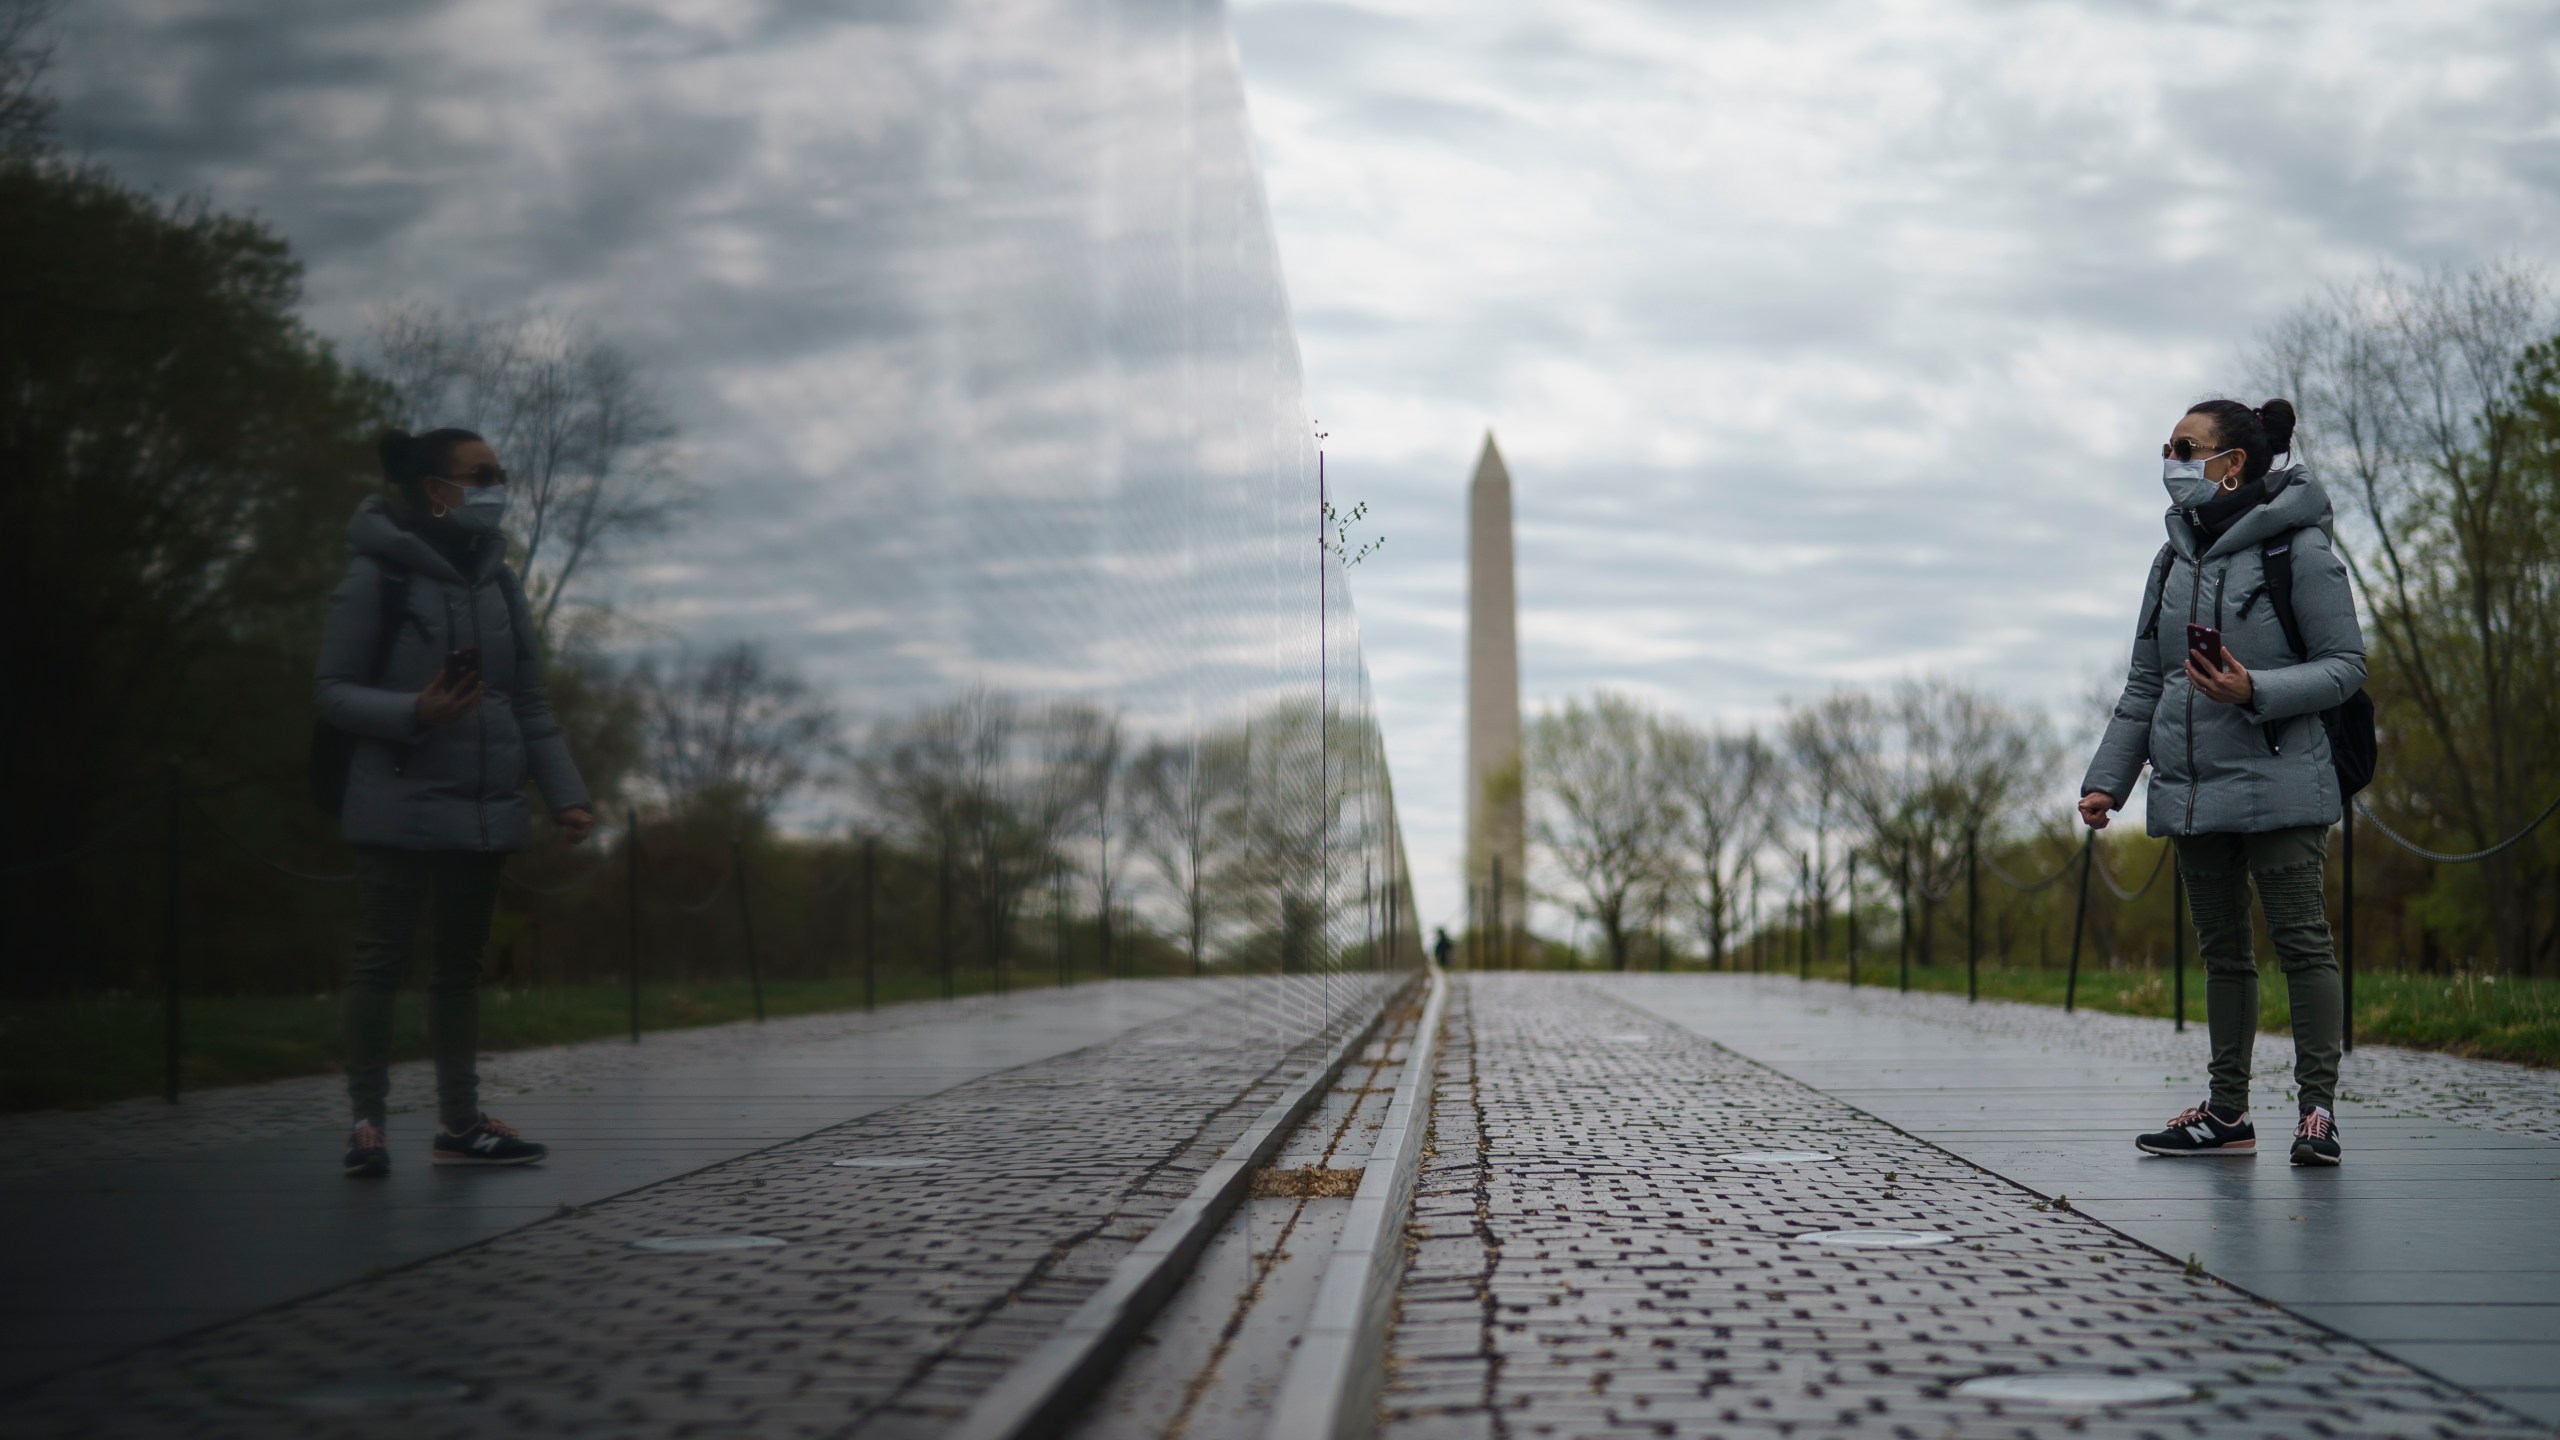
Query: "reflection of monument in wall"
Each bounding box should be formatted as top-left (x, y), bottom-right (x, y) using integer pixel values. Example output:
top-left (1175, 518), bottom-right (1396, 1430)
top-left (1465, 433), bottom-right (1527, 949)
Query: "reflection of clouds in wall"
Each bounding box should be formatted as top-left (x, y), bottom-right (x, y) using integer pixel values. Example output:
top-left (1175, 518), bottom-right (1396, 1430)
top-left (46, 0), bottom-right (1415, 1010)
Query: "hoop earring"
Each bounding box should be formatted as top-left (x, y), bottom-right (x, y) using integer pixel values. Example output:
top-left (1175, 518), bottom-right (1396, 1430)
top-left (430, 501), bottom-right (451, 518)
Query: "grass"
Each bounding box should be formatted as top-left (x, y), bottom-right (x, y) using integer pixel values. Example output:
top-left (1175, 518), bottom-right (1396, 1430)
top-left (1609, 954), bottom-right (2560, 1067)
top-left (0, 970), bottom-right (1110, 1113)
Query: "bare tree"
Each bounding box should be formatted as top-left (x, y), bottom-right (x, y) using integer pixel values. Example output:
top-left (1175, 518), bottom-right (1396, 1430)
top-left (1660, 718), bottom-right (1777, 969)
top-left (0, 0), bottom-right (57, 154)
top-left (1031, 702), bottom-right (1121, 972)
top-left (1790, 679), bottom-right (2054, 963)
top-left (1526, 693), bottom-right (1683, 971)
top-left (369, 305), bottom-right (688, 640)
top-left (639, 642), bottom-right (840, 823)
top-left (2253, 263), bottom-right (2560, 970)
top-left (1128, 729), bottom-right (1248, 972)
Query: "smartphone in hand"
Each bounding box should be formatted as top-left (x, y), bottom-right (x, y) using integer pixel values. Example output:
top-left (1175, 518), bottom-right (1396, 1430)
top-left (441, 646), bottom-right (482, 685)
top-left (2185, 623), bottom-right (2224, 668)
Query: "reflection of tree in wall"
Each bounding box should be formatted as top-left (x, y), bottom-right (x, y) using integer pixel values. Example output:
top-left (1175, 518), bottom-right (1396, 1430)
top-left (367, 304), bottom-right (690, 644)
top-left (1032, 703), bottom-right (1119, 977)
top-left (1129, 730), bottom-right (1250, 974)
top-left (1, 93), bottom-right (391, 994)
top-left (638, 642), bottom-right (842, 829)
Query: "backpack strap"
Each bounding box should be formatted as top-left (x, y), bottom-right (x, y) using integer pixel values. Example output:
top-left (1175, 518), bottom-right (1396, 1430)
top-left (2260, 533), bottom-right (2305, 660)
top-left (368, 566), bottom-right (411, 683)
top-left (2135, 544), bottom-right (2176, 641)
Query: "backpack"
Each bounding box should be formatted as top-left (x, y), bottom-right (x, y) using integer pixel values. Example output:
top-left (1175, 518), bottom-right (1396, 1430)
top-left (307, 567), bottom-right (412, 816)
top-left (2259, 534), bottom-right (2377, 800)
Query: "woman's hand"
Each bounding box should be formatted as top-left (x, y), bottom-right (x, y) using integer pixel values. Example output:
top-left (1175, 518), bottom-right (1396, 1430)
top-left (556, 807), bottom-right (595, 845)
top-left (2186, 647), bottom-right (2255, 706)
top-left (414, 667), bottom-right (485, 726)
top-left (2078, 791), bottom-right (2116, 830)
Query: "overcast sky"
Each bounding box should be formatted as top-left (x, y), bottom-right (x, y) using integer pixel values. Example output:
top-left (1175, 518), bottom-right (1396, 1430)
top-left (39, 0), bottom-right (2560, 938)
top-left (1231, 0), bottom-right (2560, 932)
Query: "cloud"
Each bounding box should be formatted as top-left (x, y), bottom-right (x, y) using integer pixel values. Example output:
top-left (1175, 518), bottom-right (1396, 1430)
top-left (34, 0), bottom-right (2560, 935)
top-left (1232, 0), bottom-right (2560, 928)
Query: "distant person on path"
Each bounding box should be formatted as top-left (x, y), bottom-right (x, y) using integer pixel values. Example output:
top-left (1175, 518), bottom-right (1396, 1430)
top-left (316, 428), bottom-right (595, 1177)
top-left (2079, 399), bottom-right (2363, 1166)
top-left (1432, 927), bottom-right (1454, 969)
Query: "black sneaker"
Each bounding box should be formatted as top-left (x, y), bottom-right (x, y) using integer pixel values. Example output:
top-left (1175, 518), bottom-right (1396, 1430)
top-left (344, 1120), bottom-right (390, 1178)
top-left (2291, 1106), bottom-right (2343, 1166)
top-left (2137, 1102), bottom-right (2257, 1157)
top-left (431, 1114), bottom-right (547, 1167)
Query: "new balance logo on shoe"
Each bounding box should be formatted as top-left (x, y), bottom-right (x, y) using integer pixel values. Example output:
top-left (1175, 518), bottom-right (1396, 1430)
top-left (430, 1115), bottom-right (549, 1167)
top-left (2138, 1102), bottom-right (2256, 1156)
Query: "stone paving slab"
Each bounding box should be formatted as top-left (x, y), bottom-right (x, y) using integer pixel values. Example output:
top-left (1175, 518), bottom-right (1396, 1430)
top-left (0, 973), bottom-right (1400, 1437)
top-left (1381, 974), bottom-right (2548, 1440)
top-left (0, 979), bottom-right (1265, 1389)
top-left (1603, 973), bottom-right (2560, 1427)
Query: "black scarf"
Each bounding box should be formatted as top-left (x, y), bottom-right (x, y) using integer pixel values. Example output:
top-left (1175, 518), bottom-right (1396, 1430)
top-left (2183, 472), bottom-right (2281, 547)
top-left (390, 497), bottom-right (488, 577)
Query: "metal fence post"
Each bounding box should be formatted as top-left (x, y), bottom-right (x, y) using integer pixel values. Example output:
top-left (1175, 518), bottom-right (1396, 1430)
top-left (2341, 811), bottom-right (2356, 1054)
top-left (2171, 860), bottom-right (2186, 1033)
top-left (1897, 848), bottom-right (1911, 993)
top-left (1965, 829), bottom-right (1979, 1004)
top-left (1846, 852), bottom-right (1860, 988)
top-left (2065, 831), bottom-right (2093, 1014)
top-left (162, 760), bottom-right (184, 1105)
top-left (732, 838), bottom-right (765, 1022)
top-left (1798, 853), bottom-right (1811, 980)
top-left (626, 809), bottom-right (642, 1043)
top-left (860, 836), bottom-right (877, 1013)
top-left (938, 841), bottom-right (954, 1001)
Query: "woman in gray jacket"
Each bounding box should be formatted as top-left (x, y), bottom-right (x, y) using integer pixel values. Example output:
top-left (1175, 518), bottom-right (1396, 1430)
top-left (316, 428), bottom-right (595, 1177)
top-left (2080, 398), bottom-right (2362, 1166)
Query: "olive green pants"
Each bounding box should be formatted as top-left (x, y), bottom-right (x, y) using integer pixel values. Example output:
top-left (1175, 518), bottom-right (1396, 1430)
top-left (345, 847), bottom-right (506, 1131)
top-left (2176, 825), bottom-right (2341, 1114)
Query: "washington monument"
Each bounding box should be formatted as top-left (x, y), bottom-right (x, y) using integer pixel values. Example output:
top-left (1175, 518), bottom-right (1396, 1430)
top-left (1465, 433), bottom-right (1526, 945)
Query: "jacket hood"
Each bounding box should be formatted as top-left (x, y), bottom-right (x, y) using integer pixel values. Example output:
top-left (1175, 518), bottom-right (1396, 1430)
top-left (347, 495), bottom-right (501, 583)
top-left (2164, 465), bottom-right (2333, 560)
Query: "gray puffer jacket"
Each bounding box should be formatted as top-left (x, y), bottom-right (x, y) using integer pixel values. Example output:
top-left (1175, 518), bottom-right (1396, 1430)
top-left (314, 497), bottom-right (591, 852)
top-left (2082, 466), bottom-right (2366, 838)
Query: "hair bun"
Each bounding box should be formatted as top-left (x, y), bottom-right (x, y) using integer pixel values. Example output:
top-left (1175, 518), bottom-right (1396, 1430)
top-left (375, 428), bottom-right (415, 484)
top-left (2258, 398), bottom-right (2298, 455)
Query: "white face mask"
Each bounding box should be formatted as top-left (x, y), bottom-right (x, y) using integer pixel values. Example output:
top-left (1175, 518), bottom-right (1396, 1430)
top-left (2162, 450), bottom-right (2234, 511)
top-left (452, 482), bottom-right (509, 534)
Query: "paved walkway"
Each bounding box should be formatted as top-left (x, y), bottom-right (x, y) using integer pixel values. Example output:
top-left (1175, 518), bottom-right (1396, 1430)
top-left (1603, 973), bottom-right (2560, 1427)
top-left (1385, 974), bottom-right (2553, 1440)
top-left (0, 974), bottom-right (1395, 1429)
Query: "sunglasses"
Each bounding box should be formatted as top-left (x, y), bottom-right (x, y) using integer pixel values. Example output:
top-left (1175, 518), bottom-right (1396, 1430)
top-left (433, 463), bottom-right (510, 487)
top-left (2160, 438), bottom-right (2232, 463)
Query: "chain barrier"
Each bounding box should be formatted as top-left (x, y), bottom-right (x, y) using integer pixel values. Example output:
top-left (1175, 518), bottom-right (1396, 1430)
top-left (0, 810), bottom-right (152, 878)
top-left (501, 854), bottom-right (609, 897)
top-left (2091, 840), bottom-right (2171, 903)
top-left (669, 859), bottom-right (735, 915)
top-left (2354, 792), bottom-right (2560, 866)
top-left (184, 796), bottom-right (359, 884)
top-left (1985, 846), bottom-right (2079, 892)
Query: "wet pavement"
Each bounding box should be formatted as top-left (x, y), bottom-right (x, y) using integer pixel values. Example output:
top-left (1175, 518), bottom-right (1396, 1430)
top-left (0, 975), bottom-right (1396, 1435)
top-left (1383, 973), bottom-right (2551, 1440)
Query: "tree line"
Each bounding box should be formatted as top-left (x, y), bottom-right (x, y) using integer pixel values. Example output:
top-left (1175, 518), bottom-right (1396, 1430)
top-left (1524, 264), bottom-right (2560, 980)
